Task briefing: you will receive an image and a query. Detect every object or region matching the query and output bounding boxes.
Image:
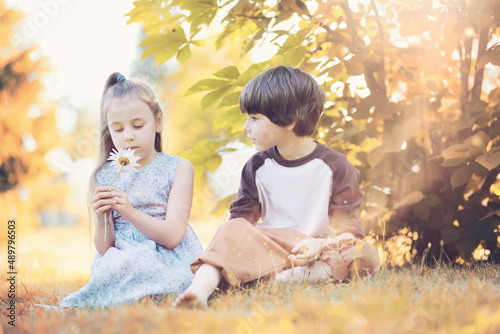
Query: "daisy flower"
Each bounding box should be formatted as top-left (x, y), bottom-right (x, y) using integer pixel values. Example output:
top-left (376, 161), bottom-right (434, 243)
top-left (108, 148), bottom-right (140, 174)
top-left (104, 148), bottom-right (140, 242)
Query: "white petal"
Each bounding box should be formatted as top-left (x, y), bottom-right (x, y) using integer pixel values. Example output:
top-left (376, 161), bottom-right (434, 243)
top-left (106, 147), bottom-right (140, 173)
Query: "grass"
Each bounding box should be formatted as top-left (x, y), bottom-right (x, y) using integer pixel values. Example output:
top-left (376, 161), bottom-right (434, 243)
top-left (1, 264), bottom-right (500, 333)
top-left (1, 225), bottom-right (500, 333)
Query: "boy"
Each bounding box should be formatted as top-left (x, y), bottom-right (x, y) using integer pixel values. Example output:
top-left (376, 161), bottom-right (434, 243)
top-left (175, 66), bottom-right (380, 308)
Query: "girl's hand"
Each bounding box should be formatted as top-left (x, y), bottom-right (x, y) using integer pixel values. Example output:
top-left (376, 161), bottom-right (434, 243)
top-left (289, 238), bottom-right (324, 267)
top-left (91, 186), bottom-right (117, 221)
top-left (108, 186), bottom-right (136, 222)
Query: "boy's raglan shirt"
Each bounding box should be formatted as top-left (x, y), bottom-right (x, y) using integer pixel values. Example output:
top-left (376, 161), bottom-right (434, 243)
top-left (229, 142), bottom-right (365, 238)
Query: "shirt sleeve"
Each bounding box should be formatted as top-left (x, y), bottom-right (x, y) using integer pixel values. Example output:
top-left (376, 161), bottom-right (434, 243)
top-left (229, 155), bottom-right (264, 225)
top-left (328, 157), bottom-right (365, 239)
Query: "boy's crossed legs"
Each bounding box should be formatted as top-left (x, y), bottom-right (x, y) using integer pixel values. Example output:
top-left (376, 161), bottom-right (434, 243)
top-left (174, 219), bottom-right (380, 308)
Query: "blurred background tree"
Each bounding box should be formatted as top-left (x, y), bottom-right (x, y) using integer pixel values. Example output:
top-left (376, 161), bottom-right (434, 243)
top-left (127, 0), bottom-right (500, 263)
top-left (0, 2), bottom-right (72, 233)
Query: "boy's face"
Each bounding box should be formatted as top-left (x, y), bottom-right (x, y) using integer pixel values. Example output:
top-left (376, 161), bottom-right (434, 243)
top-left (242, 113), bottom-right (291, 152)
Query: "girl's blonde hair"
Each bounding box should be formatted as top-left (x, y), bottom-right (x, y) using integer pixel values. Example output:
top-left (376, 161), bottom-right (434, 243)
top-left (88, 72), bottom-right (164, 203)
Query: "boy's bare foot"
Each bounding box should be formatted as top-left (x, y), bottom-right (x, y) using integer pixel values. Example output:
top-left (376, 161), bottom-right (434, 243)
top-left (173, 290), bottom-right (207, 309)
top-left (274, 260), bottom-right (332, 283)
top-left (275, 266), bottom-right (307, 283)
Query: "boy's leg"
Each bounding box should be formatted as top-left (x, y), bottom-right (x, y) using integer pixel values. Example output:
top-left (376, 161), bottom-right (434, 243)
top-left (190, 218), bottom-right (310, 287)
top-left (174, 263), bottom-right (222, 308)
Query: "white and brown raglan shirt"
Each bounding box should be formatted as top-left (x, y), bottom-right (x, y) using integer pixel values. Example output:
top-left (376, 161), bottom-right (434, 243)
top-left (229, 142), bottom-right (365, 239)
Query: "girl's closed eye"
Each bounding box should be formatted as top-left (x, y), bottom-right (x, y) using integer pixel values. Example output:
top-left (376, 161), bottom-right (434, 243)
top-left (134, 124), bottom-right (144, 129)
top-left (113, 128), bottom-right (124, 133)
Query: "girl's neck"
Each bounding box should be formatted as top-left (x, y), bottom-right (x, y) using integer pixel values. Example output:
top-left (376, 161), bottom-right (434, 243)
top-left (136, 151), bottom-right (159, 170)
top-left (276, 138), bottom-right (317, 161)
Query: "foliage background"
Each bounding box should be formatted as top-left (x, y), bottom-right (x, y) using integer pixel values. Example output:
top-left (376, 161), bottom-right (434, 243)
top-left (1, 0), bottom-right (500, 287)
top-left (127, 0), bottom-right (500, 264)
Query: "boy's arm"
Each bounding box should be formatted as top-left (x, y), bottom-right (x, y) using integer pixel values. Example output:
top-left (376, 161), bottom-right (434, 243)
top-left (328, 159), bottom-right (365, 239)
top-left (229, 156), bottom-right (264, 225)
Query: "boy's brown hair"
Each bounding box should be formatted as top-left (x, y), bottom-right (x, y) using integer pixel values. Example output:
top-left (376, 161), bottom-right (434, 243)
top-left (239, 66), bottom-right (325, 137)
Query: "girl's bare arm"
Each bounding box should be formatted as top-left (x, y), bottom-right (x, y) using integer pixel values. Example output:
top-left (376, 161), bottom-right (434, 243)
top-left (109, 158), bottom-right (194, 249)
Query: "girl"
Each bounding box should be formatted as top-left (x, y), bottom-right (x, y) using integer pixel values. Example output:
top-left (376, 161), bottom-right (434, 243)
top-left (59, 73), bottom-right (203, 308)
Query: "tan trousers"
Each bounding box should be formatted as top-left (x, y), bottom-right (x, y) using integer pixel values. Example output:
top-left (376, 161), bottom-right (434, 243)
top-left (191, 218), bottom-right (381, 287)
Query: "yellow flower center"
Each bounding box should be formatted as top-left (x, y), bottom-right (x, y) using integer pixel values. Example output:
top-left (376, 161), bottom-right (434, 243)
top-left (118, 157), bottom-right (130, 166)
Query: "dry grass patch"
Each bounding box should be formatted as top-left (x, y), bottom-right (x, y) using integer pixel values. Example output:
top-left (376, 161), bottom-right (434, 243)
top-left (1, 264), bottom-right (500, 333)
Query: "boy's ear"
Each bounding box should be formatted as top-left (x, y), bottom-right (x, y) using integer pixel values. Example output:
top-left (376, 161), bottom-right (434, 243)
top-left (285, 118), bottom-right (297, 131)
top-left (156, 113), bottom-right (163, 133)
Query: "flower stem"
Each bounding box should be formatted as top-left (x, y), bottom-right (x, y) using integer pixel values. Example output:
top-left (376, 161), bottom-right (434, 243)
top-left (104, 164), bottom-right (125, 243)
top-left (109, 164), bottom-right (125, 187)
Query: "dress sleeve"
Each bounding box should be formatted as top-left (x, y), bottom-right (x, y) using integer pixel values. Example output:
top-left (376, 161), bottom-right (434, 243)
top-left (229, 155), bottom-right (263, 225)
top-left (328, 159), bottom-right (365, 239)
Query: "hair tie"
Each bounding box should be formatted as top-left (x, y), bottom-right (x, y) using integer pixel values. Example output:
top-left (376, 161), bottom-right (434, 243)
top-left (117, 74), bottom-right (126, 83)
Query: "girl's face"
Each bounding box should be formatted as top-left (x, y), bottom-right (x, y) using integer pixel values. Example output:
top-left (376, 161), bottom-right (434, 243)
top-left (106, 97), bottom-right (162, 168)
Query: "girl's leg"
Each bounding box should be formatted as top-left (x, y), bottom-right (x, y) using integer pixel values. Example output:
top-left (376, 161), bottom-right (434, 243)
top-left (274, 259), bottom-right (332, 284)
top-left (174, 264), bottom-right (221, 308)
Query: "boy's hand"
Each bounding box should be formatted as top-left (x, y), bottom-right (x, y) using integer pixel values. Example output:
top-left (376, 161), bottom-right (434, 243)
top-left (289, 238), bottom-right (324, 267)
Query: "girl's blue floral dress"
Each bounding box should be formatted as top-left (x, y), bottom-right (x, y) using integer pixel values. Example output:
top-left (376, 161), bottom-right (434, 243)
top-left (59, 153), bottom-right (203, 308)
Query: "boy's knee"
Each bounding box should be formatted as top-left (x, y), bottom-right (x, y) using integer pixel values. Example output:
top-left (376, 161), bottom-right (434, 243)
top-left (218, 218), bottom-right (254, 234)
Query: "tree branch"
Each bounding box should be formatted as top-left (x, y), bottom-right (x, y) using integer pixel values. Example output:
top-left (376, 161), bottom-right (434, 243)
top-left (471, 27), bottom-right (490, 102)
top-left (341, 0), bottom-right (387, 100)
top-left (459, 35), bottom-right (473, 114)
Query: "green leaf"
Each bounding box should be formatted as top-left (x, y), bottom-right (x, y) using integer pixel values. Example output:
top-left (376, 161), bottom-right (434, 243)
top-left (465, 131), bottom-right (489, 152)
top-left (450, 165), bottom-right (473, 189)
top-left (164, 27), bottom-right (188, 44)
top-left (140, 45), bottom-right (165, 60)
top-left (476, 151), bottom-right (500, 171)
top-left (201, 86), bottom-right (235, 109)
top-left (206, 154), bottom-right (222, 173)
top-left (216, 25), bottom-right (237, 50)
top-left (274, 8), bottom-right (294, 24)
top-left (291, 46), bottom-right (307, 66)
top-left (218, 91), bottom-right (241, 108)
top-left (213, 106), bottom-right (245, 132)
top-left (185, 79), bottom-right (232, 96)
top-left (176, 44), bottom-right (192, 63)
top-left (153, 48), bottom-right (180, 66)
top-left (181, 139), bottom-right (226, 181)
top-left (139, 33), bottom-right (168, 47)
top-left (394, 191), bottom-right (425, 210)
top-left (234, 68), bottom-right (261, 86)
top-left (441, 144), bottom-right (479, 161)
top-left (211, 193), bottom-right (237, 217)
top-left (191, 39), bottom-right (206, 47)
top-left (138, 27), bottom-right (188, 65)
top-left (213, 66), bottom-right (240, 80)
top-left (476, 42), bottom-right (500, 70)
top-left (243, 29), bottom-right (265, 56)
top-left (182, 0), bottom-right (219, 30)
